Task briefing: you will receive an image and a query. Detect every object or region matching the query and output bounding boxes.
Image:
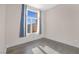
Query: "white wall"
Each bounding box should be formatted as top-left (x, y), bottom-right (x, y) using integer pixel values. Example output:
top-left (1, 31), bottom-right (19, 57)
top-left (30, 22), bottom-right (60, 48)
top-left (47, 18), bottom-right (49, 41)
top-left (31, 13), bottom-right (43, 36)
top-left (0, 5), bottom-right (6, 53)
top-left (6, 4), bottom-right (45, 48)
top-left (45, 5), bottom-right (79, 48)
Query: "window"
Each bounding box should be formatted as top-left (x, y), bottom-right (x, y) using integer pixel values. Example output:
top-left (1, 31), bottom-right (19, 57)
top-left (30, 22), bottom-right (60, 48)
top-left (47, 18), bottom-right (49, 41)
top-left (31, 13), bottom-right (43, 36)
top-left (20, 5), bottom-right (41, 37)
top-left (26, 6), bottom-right (40, 35)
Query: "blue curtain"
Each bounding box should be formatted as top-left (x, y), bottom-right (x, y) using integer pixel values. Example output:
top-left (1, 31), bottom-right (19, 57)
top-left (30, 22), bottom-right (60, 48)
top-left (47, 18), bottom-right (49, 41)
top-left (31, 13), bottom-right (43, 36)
top-left (19, 4), bottom-right (25, 37)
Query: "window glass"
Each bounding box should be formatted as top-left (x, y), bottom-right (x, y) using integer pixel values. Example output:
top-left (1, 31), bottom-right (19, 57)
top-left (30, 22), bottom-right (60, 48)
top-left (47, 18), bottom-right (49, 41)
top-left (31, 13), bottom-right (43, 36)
top-left (27, 18), bottom-right (31, 33)
top-left (27, 24), bottom-right (31, 33)
top-left (32, 19), bottom-right (37, 32)
top-left (28, 10), bottom-right (37, 18)
top-left (27, 18), bottom-right (31, 24)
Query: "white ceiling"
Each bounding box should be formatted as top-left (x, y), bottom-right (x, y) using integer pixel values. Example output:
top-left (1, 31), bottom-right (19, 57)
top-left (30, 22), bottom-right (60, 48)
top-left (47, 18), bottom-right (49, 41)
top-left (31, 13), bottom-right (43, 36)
top-left (28, 4), bottom-right (57, 10)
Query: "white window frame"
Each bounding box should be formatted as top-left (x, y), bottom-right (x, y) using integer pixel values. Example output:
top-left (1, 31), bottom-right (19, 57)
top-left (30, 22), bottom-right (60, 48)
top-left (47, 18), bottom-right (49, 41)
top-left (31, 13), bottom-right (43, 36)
top-left (25, 6), bottom-right (40, 35)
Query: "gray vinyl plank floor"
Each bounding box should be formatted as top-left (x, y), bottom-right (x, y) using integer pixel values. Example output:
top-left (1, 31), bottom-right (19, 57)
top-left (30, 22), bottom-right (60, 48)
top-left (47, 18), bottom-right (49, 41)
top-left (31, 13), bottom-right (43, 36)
top-left (6, 38), bottom-right (79, 54)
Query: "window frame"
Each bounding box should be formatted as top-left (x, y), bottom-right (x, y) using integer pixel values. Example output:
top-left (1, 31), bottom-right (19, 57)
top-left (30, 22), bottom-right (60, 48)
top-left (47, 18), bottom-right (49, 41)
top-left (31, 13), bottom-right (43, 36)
top-left (25, 6), bottom-right (40, 35)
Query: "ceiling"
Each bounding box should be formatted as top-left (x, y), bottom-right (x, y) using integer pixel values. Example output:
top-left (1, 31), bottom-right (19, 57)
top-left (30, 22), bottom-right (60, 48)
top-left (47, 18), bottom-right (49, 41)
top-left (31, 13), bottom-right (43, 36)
top-left (28, 4), bottom-right (57, 10)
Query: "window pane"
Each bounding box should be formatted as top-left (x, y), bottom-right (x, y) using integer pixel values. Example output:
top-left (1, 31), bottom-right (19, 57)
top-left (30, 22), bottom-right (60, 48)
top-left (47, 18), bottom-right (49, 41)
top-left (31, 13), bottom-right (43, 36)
top-left (32, 19), bottom-right (37, 32)
top-left (28, 10), bottom-right (37, 18)
top-left (27, 24), bottom-right (31, 33)
top-left (27, 18), bottom-right (31, 33)
top-left (27, 18), bottom-right (31, 24)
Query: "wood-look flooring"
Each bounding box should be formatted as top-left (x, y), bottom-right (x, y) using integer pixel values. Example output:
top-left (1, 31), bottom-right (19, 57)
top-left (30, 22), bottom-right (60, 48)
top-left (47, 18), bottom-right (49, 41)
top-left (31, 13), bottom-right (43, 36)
top-left (6, 38), bottom-right (79, 54)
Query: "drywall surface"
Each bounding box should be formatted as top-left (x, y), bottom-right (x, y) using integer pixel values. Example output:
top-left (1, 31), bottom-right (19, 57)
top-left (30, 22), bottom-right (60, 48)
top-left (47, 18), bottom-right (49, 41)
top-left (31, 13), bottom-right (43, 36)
top-left (45, 5), bottom-right (79, 48)
top-left (6, 4), bottom-right (45, 48)
top-left (0, 5), bottom-right (6, 53)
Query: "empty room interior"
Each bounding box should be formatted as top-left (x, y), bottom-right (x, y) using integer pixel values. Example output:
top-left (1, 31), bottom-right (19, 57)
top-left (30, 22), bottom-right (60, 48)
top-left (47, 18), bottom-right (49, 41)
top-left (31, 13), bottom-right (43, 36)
top-left (0, 4), bottom-right (79, 54)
